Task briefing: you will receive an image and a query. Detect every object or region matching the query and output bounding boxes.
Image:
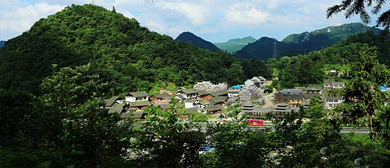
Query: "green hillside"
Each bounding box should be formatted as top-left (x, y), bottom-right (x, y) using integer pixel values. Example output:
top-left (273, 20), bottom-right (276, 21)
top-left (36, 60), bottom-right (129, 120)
top-left (214, 36), bottom-right (256, 53)
top-left (0, 4), bottom-right (244, 95)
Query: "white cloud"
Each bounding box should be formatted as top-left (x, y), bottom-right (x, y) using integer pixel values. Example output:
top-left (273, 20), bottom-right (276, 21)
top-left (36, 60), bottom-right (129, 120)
top-left (226, 4), bottom-right (271, 26)
top-left (157, 2), bottom-right (210, 25)
top-left (0, 1), bottom-right (64, 40)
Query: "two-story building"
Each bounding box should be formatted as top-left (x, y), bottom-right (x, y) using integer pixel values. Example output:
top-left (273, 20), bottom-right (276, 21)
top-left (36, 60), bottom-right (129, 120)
top-left (126, 91), bottom-right (149, 102)
top-left (176, 89), bottom-right (198, 101)
top-left (324, 96), bottom-right (344, 109)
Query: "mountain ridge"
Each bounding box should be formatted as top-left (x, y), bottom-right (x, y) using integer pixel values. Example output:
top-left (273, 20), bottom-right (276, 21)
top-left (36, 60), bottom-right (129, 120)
top-left (175, 32), bottom-right (220, 51)
top-left (236, 22), bottom-right (383, 59)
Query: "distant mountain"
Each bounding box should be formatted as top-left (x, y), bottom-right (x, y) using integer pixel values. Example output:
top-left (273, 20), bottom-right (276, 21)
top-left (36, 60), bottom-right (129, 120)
top-left (175, 32), bottom-right (220, 51)
top-left (236, 23), bottom-right (382, 59)
top-left (214, 36), bottom-right (256, 53)
top-left (0, 41), bottom-right (5, 48)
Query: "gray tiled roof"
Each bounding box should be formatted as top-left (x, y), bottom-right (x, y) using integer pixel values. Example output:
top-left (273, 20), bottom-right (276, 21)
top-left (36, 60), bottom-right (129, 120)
top-left (129, 91), bottom-right (149, 98)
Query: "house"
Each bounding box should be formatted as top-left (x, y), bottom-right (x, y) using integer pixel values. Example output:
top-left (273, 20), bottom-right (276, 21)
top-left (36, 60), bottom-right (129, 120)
top-left (206, 105), bottom-right (223, 114)
top-left (176, 89), bottom-right (198, 100)
top-left (228, 85), bottom-right (243, 98)
top-left (244, 76), bottom-right (266, 88)
top-left (194, 81), bottom-right (227, 92)
top-left (121, 111), bottom-right (146, 120)
top-left (184, 100), bottom-right (196, 109)
top-left (150, 94), bottom-right (172, 104)
top-left (103, 96), bottom-right (123, 108)
top-left (274, 89), bottom-right (303, 103)
top-left (324, 80), bottom-right (345, 90)
top-left (198, 90), bottom-right (213, 101)
top-left (129, 101), bottom-right (151, 111)
top-left (211, 90), bottom-right (228, 97)
top-left (197, 100), bottom-right (211, 110)
top-left (305, 87), bottom-right (322, 94)
top-left (108, 103), bottom-right (125, 114)
top-left (239, 90), bottom-right (252, 102)
top-left (324, 96), bottom-right (344, 109)
top-left (126, 91), bottom-right (149, 102)
top-left (211, 96), bottom-right (228, 106)
top-left (289, 94), bottom-right (304, 107)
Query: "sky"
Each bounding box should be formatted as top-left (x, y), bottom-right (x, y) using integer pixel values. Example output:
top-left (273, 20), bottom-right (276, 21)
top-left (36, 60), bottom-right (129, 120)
top-left (0, 0), bottom-right (377, 42)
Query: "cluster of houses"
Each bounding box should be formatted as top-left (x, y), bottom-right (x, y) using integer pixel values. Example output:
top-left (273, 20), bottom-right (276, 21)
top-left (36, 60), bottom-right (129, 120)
top-left (102, 77), bottom-right (269, 120)
top-left (103, 77), bottom-right (388, 121)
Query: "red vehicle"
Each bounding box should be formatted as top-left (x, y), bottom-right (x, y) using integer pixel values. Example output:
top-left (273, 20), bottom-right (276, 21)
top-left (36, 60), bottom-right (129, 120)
top-left (247, 119), bottom-right (264, 126)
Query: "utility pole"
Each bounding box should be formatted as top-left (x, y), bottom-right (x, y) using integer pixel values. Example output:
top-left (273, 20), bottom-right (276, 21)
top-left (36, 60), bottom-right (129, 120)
top-left (273, 40), bottom-right (278, 58)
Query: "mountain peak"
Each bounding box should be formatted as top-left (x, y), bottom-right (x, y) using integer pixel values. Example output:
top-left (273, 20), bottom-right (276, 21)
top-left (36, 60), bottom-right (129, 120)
top-left (175, 31), bottom-right (220, 51)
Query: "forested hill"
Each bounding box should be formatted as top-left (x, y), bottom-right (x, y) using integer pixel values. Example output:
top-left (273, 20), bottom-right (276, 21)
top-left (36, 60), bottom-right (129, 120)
top-left (235, 23), bottom-right (382, 59)
top-left (0, 4), bottom-right (244, 95)
top-left (175, 32), bottom-right (220, 51)
top-left (214, 36), bottom-right (256, 53)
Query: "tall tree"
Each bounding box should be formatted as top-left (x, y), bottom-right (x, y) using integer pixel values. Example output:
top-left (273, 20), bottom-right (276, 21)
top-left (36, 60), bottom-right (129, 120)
top-left (327, 0), bottom-right (390, 29)
top-left (335, 45), bottom-right (389, 138)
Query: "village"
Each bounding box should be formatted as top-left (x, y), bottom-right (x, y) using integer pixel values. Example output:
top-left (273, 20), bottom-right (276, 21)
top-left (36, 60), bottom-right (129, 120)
top-left (101, 75), bottom-right (390, 124)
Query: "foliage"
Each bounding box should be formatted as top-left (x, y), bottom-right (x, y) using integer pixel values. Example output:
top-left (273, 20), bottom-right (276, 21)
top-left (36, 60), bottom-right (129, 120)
top-left (0, 4), bottom-right (244, 95)
top-left (335, 46), bottom-right (390, 139)
top-left (327, 0), bottom-right (390, 29)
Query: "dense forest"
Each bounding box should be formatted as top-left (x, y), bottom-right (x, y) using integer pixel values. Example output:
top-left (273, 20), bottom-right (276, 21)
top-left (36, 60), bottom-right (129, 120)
top-left (0, 5), bottom-right (243, 95)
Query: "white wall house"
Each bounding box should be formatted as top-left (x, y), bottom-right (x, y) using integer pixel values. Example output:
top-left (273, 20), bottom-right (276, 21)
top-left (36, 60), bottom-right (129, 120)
top-left (184, 100), bottom-right (196, 109)
top-left (125, 91), bottom-right (149, 103)
top-left (324, 96), bottom-right (344, 109)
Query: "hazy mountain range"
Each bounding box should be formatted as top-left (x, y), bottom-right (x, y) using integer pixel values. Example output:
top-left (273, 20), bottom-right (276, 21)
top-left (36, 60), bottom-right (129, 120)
top-left (214, 36), bottom-right (257, 53)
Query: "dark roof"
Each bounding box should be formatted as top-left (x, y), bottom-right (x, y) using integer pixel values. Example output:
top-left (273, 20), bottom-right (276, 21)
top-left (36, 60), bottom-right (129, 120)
top-left (180, 89), bottom-right (197, 94)
top-left (279, 89), bottom-right (303, 95)
top-left (290, 94), bottom-right (304, 100)
top-left (211, 90), bottom-right (228, 97)
top-left (197, 90), bottom-right (210, 96)
top-left (104, 96), bottom-right (119, 107)
top-left (108, 103), bottom-right (124, 113)
top-left (130, 101), bottom-right (151, 107)
top-left (211, 96), bottom-right (227, 104)
top-left (129, 91), bottom-right (149, 98)
top-left (159, 104), bottom-right (171, 109)
top-left (153, 94), bottom-right (172, 99)
top-left (206, 105), bottom-right (222, 112)
top-left (276, 103), bottom-right (289, 107)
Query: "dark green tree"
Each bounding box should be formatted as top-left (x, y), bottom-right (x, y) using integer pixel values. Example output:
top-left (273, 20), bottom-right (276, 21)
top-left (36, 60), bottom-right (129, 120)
top-left (327, 0), bottom-right (390, 29)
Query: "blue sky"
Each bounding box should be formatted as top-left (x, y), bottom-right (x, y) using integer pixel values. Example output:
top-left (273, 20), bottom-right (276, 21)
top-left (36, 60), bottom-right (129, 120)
top-left (0, 0), bottom-right (377, 42)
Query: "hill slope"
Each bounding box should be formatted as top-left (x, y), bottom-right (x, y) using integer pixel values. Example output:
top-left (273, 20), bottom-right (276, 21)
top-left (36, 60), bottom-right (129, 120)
top-left (0, 5), bottom-right (243, 94)
top-left (236, 23), bottom-right (382, 59)
top-left (175, 32), bottom-right (220, 51)
top-left (214, 36), bottom-right (256, 53)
